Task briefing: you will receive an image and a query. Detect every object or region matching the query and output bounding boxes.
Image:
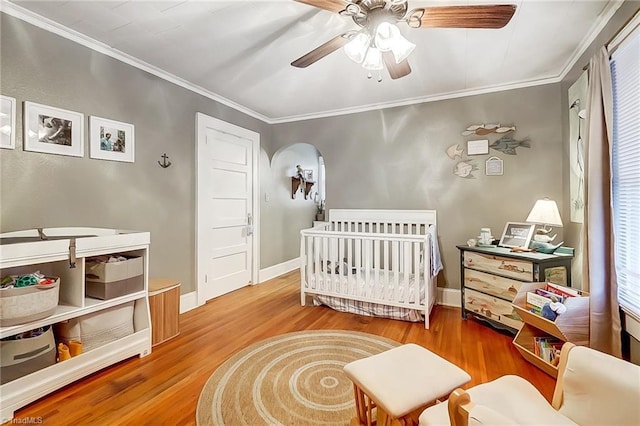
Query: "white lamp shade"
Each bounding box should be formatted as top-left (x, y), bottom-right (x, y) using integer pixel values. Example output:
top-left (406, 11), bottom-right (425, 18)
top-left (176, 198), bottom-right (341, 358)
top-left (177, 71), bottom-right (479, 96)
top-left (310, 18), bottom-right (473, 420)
top-left (526, 198), bottom-right (563, 227)
top-left (344, 32), bottom-right (371, 64)
top-left (362, 47), bottom-right (384, 70)
top-left (391, 33), bottom-right (416, 64)
top-left (374, 22), bottom-right (399, 52)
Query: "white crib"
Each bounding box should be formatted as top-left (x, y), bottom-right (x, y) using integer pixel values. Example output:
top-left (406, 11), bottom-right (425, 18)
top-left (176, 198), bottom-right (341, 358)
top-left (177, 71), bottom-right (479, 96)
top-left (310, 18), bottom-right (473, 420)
top-left (300, 209), bottom-right (441, 329)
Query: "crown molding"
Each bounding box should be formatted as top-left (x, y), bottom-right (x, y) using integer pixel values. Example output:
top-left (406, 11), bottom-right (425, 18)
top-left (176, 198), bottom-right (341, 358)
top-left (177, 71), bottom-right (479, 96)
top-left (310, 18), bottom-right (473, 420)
top-left (1, 1), bottom-right (273, 124)
top-left (268, 75), bottom-right (561, 123)
top-left (557, 0), bottom-right (623, 81)
top-left (1, 0), bottom-right (624, 124)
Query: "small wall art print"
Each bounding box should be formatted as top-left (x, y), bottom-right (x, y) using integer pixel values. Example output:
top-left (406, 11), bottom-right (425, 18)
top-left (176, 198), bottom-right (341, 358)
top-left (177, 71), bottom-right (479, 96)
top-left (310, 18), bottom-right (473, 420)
top-left (304, 169), bottom-right (313, 181)
top-left (1, 95), bottom-right (17, 149)
top-left (467, 139), bottom-right (489, 155)
top-left (89, 116), bottom-right (135, 163)
top-left (24, 101), bottom-right (84, 157)
top-left (498, 222), bottom-right (536, 249)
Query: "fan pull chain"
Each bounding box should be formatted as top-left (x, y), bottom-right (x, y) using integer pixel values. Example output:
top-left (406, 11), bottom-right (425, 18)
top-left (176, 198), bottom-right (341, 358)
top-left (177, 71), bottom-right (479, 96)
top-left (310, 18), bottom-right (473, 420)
top-left (377, 72), bottom-right (383, 83)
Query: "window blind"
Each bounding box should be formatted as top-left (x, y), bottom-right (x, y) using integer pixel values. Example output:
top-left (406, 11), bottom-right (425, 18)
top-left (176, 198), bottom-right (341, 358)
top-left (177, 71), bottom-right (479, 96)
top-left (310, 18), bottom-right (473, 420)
top-left (611, 24), bottom-right (640, 319)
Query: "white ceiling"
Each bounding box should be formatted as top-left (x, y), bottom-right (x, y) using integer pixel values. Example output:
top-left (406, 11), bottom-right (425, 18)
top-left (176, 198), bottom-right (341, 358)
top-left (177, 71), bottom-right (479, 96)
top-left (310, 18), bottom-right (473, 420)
top-left (6, 0), bottom-right (620, 123)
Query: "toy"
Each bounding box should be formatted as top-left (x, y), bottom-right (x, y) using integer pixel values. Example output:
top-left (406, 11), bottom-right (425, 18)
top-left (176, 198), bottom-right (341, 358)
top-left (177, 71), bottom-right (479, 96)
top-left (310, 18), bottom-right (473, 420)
top-left (549, 299), bottom-right (567, 315)
top-left (541, 296), bottom-right (567, 321)
top-left (541, 303), bottom-right (558, 321)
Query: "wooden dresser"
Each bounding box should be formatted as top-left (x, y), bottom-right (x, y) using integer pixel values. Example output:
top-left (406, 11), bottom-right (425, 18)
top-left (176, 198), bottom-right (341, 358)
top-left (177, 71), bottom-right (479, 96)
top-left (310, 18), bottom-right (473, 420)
top-left (457, 245), bottom-right (573, 333)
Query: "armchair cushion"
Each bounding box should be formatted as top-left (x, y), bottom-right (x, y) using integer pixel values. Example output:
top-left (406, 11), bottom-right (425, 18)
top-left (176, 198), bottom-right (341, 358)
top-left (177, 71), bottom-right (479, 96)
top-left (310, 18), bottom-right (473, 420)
top-left (419, 375), bottom-right (577, 426)
top-left (557, 346), bottom-right (640, 425)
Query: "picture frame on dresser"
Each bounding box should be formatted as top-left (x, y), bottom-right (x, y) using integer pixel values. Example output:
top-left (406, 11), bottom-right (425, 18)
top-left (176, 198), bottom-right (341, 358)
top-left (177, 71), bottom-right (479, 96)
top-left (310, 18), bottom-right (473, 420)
top-left (23, 102), bottom-right (84, 157)
top-left (499, 222), bottom-right (535, 248)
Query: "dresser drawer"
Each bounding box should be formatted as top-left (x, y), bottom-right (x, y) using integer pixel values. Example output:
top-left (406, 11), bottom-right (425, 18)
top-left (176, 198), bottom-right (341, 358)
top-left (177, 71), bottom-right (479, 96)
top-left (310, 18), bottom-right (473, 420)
top-left (464, 288), bottom-right (523, 330)
top-left (464, 269), bottom-right (523, 302)
top-left (464, 251), bottom-right (533, 281)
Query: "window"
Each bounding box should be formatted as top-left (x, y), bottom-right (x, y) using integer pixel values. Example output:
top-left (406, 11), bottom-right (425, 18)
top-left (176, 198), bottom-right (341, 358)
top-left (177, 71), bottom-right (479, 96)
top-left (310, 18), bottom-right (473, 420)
top-left (611, 23), bottom-right (640, 319)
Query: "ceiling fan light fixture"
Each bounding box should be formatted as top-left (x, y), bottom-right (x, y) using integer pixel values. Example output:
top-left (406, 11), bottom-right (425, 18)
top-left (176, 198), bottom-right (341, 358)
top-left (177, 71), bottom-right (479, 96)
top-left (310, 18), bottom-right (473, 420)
top-left (362, 47), bottom-right (384, 70)
top-left (344, 31), bottom-right (371, 63)
top-left (391, 34), bottom-right (415, 64)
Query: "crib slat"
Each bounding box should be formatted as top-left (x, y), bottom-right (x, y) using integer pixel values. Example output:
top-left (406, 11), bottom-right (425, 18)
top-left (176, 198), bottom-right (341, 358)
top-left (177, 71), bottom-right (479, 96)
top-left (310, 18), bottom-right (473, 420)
top-left (306, 236), bottom-right (313, 289)
top-left (338, 237), bottom-right (345, 293)
top-left (364, 239), bottom-right (371, 295)
top-left (355, 238), bottom-right (362, 297)
top-left (374, 239), bottom-right (380, 297)
top-left (322, 236), bottom-right (329, 291)
top-left (403, 241), bottom-right (410, 304)
top-left (413, 241), bottom-right (420, 304)
top-left (384, 239), bottom-right (389, 299)
top-left (392, 240), bottom-right (399, 301)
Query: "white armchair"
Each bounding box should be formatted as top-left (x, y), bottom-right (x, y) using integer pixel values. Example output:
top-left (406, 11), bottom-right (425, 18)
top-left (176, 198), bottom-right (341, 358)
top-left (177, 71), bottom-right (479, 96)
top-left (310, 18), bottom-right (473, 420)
top-left (419, 342), bottom-right (640, 426)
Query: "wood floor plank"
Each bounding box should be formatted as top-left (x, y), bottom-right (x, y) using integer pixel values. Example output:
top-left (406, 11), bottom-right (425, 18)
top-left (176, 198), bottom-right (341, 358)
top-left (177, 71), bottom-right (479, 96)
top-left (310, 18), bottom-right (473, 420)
top-left (7, 270), bottom-right (555, 424)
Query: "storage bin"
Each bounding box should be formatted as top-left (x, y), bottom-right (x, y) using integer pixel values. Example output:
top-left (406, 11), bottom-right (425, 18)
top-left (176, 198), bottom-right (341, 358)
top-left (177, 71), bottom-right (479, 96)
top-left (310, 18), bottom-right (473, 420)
top-left (1, 326), bottom-right (56, 384)
top-left (0, 278), bottom-right (60, 326)
top-left (55, 301), bottom-right (134, 352)
top-left (85, 255), bottom-right (143, 300)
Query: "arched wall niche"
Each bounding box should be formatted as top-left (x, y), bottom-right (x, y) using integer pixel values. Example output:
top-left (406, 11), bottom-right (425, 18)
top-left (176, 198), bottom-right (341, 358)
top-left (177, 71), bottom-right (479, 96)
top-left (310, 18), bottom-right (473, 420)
top-left (259, 143), bottom-right (326, 269)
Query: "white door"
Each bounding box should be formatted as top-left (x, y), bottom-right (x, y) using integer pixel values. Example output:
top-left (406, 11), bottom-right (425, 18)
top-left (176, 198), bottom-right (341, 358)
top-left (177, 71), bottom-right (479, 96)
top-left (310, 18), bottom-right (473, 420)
top-left (196, 113), bottom-right (259, 304)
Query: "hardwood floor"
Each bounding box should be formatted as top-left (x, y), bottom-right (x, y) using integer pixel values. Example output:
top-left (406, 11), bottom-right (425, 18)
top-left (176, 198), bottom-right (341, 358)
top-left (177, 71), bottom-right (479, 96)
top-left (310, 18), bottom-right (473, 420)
top-left (10, 271), bottom-right (555, 425)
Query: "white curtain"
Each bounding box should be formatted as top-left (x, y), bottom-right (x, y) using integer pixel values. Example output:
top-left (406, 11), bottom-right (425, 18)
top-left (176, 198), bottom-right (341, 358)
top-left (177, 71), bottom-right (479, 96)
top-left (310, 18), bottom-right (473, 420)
top-left (582, 46), bottom-right (622, 357)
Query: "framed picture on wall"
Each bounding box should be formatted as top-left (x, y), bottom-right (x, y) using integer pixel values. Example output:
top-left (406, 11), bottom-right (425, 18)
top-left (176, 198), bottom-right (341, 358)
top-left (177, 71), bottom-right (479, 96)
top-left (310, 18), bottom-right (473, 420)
top-left (467, 139), bottom-right (489, 155)
top-left (304, 169), bottom-right (313, 181)
top-left (498, 222), bottom-right (536, 248)
top-left (0, 95), bottom-right (17, 149)
top-left (89, 116), bottom-right (135, 163)
top-left (24, 101), bottom-right (84, 157)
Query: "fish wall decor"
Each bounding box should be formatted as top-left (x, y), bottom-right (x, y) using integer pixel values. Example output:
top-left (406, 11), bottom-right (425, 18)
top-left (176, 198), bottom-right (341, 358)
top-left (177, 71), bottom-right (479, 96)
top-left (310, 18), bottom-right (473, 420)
top-left (462, 124), bottom-right (516, 136)
top-left (454, 160), bottom-right (478, 179)
top-left (446, 143), bottom-right (463, 159)
top-left (489, 136), bottom-right (531, 155)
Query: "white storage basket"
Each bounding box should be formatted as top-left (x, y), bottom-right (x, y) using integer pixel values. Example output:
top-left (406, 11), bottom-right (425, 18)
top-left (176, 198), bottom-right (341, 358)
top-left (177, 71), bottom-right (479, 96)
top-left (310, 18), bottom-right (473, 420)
top-left (0, 278), bottom-right (60, 326)
top-left (55, 301), bottom-right (134, 352)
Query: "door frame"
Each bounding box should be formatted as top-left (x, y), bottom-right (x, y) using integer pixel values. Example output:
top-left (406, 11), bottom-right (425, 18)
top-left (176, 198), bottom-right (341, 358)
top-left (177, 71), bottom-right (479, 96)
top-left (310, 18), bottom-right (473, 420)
top-left (195, 112), bottom-right (260, 307)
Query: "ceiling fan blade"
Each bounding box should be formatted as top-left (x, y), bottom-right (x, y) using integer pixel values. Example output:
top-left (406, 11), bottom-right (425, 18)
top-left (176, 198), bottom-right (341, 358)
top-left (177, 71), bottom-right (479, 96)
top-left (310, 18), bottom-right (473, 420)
top-left (294, 0), bottom-right (353, 13)
top-left (382, 51), bottom-right (411, 80)
top-left (408, 5), bottom-right (516, 29)
top-left (291, 33), bottom-right (351, 68)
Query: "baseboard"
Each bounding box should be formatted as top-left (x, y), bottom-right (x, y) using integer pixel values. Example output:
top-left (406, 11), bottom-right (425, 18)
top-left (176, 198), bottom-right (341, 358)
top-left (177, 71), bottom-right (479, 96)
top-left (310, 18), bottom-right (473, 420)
top-left (180, 291), bottom-right (198, 314)
top-left (259, 257), bottom-right (300, 283)
top-left (437, 288), bottom-right (461, 307)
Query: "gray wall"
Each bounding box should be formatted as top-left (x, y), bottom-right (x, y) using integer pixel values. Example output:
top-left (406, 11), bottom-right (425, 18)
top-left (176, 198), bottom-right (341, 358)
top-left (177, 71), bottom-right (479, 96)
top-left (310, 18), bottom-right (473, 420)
top-left (0, 14), bottom-right (272, 294)
top-left (271, 84), bottom-right (564, 290)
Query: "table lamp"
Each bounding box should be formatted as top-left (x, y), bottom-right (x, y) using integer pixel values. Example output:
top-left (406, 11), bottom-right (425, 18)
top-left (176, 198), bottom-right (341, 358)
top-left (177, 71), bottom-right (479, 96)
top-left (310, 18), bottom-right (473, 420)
top-left (526, 198), bottom-right (563, 243)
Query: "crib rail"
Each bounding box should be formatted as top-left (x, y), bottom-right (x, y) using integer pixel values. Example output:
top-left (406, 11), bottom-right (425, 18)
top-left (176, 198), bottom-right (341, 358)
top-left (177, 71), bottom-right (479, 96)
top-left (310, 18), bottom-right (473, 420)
top-left (300, 228), bottom-right (433, 327)
top-left (328, 209), bottom-right (436, 236)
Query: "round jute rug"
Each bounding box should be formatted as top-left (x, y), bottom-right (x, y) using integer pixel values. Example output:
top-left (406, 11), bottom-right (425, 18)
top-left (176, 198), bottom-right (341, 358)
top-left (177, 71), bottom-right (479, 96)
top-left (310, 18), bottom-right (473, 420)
top-left (196, 330), bottom-right (400, 426)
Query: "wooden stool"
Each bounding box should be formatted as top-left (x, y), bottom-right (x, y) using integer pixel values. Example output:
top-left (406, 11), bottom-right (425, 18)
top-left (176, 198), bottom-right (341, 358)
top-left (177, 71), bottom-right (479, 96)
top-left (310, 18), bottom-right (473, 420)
top-left (343, 344), bottom-right (471, 426)
top-left (149, 278), bottom-right (180, 346)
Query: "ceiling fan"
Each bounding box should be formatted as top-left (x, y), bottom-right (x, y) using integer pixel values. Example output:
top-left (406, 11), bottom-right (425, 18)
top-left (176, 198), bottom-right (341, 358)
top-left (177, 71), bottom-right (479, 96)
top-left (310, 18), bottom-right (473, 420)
top-left (291, 0), bottom-right (517, 81)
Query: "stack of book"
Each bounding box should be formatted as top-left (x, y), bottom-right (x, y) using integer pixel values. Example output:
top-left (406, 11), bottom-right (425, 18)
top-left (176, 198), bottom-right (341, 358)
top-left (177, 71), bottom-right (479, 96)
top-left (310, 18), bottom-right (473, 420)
top-left (533, 336), bottom-right (563, 365)
top-left (526, 283), bottom-right (581, 316)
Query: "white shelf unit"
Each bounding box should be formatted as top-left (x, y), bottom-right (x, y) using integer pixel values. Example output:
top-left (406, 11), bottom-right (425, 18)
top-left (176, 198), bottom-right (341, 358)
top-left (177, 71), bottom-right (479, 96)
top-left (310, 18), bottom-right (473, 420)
top-left (0, 228), bottom-right (152, 421)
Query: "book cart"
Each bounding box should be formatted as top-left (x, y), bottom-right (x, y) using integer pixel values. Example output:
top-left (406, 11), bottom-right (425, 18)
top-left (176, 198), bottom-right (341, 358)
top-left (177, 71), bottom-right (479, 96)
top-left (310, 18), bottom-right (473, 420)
top-left (512, 282), bottom-right (589, 377)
